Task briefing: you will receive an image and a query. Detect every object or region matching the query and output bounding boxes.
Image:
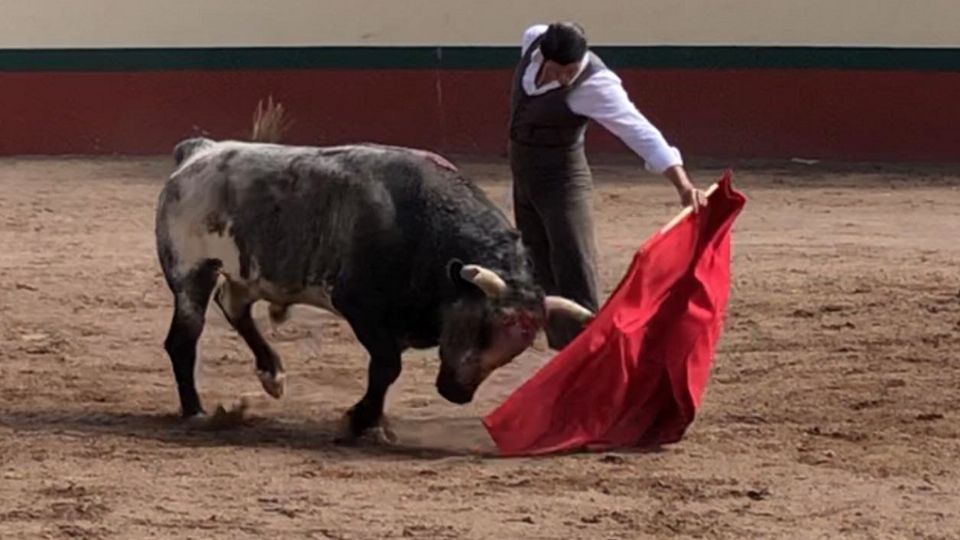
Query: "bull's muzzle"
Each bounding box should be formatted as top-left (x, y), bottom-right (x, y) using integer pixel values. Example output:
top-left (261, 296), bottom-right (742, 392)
top-left (436, 370), bottom-right (475, 404)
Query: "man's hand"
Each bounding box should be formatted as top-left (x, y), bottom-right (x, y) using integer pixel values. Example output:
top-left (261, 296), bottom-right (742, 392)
top-left (679, 185), bottom-right (708, 213)
top-left (663, 165), bottom-right (708, 213)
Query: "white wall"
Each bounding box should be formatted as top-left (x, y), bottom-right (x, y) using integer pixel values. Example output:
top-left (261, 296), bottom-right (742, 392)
top-left (1, 0), bottom-right (957, 48)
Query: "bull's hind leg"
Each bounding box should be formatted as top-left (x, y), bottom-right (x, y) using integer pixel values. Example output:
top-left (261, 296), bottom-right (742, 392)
top-left (213, 279), bottom-right (286, 399)
top-left (162, 261), bottom-right (220, 418)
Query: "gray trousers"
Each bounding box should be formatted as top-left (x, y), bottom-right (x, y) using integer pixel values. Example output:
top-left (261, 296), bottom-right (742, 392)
top-left (509, 141), bottom-right (600, 349)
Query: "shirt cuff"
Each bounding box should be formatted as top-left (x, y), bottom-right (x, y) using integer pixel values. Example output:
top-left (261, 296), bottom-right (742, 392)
top-left (643, 145), bottom-right (683, 174)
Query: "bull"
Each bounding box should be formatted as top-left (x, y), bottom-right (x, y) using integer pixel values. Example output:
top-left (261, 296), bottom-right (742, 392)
top-left (153, 113), bottom-right (594, 442)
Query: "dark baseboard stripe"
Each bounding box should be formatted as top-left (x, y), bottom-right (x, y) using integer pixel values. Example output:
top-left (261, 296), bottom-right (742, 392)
top-left (1, 45), bottom-right (958, 71)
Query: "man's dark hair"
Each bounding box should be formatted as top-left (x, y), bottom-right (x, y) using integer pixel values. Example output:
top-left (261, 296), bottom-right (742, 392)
top-left (539, 22), bottom-right (588, 65)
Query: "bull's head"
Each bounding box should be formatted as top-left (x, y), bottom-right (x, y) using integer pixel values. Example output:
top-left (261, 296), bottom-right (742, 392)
top-left (435, 260), bottom-right (594, 404)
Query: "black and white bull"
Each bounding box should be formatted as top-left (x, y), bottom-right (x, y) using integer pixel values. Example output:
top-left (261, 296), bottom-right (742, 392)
top-left (154, 137), bottom-right (594, 441)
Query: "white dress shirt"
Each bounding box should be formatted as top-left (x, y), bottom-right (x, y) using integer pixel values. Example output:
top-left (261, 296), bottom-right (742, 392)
top-left (520, 24), bottom-right (683, 174)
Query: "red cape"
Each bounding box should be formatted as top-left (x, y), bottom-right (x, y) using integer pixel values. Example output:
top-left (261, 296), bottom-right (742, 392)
top-left (482, 171), bottom-right (747, 456)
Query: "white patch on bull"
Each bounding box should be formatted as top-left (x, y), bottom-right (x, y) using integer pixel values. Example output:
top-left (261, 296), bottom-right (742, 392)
top-left (168, 219), bottom-right (249, 281)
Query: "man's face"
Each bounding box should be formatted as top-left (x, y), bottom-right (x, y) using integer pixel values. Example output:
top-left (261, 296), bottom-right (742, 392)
top-left (541, 59), bottom-right (581, 87)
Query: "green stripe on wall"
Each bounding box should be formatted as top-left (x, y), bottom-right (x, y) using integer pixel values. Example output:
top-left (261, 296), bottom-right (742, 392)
top-left (1, 46), bottom-right (959, 71)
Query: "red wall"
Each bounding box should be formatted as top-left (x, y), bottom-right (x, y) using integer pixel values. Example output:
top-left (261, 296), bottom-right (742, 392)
top-left (2, 68), bottom-right (959, 162)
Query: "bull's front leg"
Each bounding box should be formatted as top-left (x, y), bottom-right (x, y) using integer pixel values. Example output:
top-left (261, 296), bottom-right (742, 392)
top-left (333, 295), bottom-right (403, 444)
top-left (337, 342), bottom-right (402, 444)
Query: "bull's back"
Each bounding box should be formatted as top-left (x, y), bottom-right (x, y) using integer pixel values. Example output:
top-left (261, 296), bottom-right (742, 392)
top-left (159, 140), bottom-right (403, 289)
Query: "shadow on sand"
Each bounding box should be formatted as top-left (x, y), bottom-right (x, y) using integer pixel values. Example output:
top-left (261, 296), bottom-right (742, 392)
top-left (0, 407), bottom-right (501, 461)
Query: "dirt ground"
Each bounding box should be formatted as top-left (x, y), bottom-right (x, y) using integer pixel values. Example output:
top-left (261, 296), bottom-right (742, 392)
top-left (1, 153), bottom-right (958, 540)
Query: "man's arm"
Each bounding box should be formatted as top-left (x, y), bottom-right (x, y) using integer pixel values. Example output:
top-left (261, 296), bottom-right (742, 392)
top-left (567, 69), bottom-right (706, 210)
top-left (568, 69), bottom-right (681, 173)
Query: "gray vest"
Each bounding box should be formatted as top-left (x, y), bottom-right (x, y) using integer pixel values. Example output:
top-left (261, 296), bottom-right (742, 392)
top-left (508, 34), bottom-right (606, 148)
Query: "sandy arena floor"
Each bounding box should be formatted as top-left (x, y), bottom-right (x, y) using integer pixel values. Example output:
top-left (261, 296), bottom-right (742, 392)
top-left (1, 154), bottom-right (958, 539)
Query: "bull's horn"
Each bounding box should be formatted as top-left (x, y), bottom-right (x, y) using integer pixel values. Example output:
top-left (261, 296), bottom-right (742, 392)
top-left (544, 296), bottom-right (595, 323)
top-left (460, 264), bottom-right (508, 298)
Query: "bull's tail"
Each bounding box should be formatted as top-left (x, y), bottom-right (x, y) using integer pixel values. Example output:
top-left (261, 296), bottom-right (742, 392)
top-left (250, 96), bottom-right (294, 143)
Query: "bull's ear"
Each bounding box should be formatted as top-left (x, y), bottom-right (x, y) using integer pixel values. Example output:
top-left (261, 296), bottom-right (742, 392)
top-left (446, 258), bottom-right (479, 296)
top-left (446, 259), bottom-right (465, 283)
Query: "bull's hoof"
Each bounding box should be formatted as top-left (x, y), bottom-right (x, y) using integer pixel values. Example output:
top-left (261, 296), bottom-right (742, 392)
top-left (180, 411), bottom-right (207, 428)
top-left (257, 370), bottom-right (286, 399)
top-left (370, 417), bottom-right (399, 445)
top-left (334, 410), bottom-right (397, 445)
